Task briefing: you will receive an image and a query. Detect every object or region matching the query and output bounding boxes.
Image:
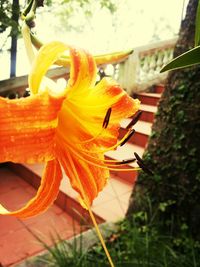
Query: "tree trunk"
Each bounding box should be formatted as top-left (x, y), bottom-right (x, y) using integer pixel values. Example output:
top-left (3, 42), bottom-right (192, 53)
top-left (127, 0), bottom-right (200, 239)
top-left (10, 0), bottom-right (19, 78)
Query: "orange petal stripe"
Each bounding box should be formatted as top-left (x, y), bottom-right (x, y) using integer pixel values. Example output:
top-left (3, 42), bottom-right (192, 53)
top-left (68, 47), bottom-right (97, 93)
top-left (0, 92), bottom-right (64, 164)
top-left (56, 143), bottom-right (108, 207)
top-left (0, 159), bottom-right (62, 218)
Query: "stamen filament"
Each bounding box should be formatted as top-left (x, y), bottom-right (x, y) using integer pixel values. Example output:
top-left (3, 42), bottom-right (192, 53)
top-left (77, 148), bottom-right (136, 166)
top-left (71, 148), bottom-right (128, 164)
top-left (79, 152), bottom-right (136, 166)
top-left (87, 205), bottom-right (115, 267)
top-left (115, 158), bottom-right (136, 165)
top-left (78, 129), bottom-right (105, 144)
top-left (68, 145), bottom-right (140, 172)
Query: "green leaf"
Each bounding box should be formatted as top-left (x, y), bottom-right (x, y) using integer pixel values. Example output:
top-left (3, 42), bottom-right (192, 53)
top-left (195, 0), bottom-right (200, 46)
top-left (160, 45), bottom-right (200, 72)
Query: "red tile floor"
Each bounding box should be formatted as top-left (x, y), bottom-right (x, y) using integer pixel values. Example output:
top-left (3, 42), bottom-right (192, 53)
top-left (0, 163), bottom-right (134, 266)
top-left (0, 167), bottom-right (81, 267)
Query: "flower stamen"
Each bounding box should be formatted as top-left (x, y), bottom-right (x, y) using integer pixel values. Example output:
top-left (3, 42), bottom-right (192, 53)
top-left (120, 129), bottom-right (135, 147)
top-left (67, 145), bottom-right (140, 172)
top-left (74, 147), bottom-right (136, 166)
top-left (102, 107), bottom-right (112, 129)
top-left (115, 158), bottom-right (136, 165)
top-left (134, 152), bottom-right (153, 175)
top-left (126, 110), bottom-right (142, 129)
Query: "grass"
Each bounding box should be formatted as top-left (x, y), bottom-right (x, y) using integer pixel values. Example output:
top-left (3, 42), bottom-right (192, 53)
top-left (32, 213), bottom-right (200, 267)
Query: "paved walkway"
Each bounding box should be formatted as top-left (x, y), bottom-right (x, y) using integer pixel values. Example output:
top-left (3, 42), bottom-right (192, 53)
top-left (0, 167), bottom-right (81, 267)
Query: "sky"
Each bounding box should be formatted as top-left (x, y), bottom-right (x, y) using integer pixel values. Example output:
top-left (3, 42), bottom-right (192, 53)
top-left (35, 0), bottom-right (188, 52)
top-left (0, 0), bottom-right (189, 80)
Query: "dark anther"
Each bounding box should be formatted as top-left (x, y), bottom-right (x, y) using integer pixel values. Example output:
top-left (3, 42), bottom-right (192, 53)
top-left (134, 152), bottom-right (142, 162)
top-left (120, 129), bottom-right (135, 146)
top-left (126, 110), bottom-right (142, 129)
top-left (115, 158), bottom-right (136, 165)
top-left (134, 152), bottom-right (153, 175)
top-left (23, 89), bottom-right (31, 98)
top-left (102, 108), bottom-right (112, 129)
top-left (8, 92), bottom-right (18, 99)
top-left (26, 19), bottom-right (35, 28)
top-left (36, 0), bottom-right (44, 7)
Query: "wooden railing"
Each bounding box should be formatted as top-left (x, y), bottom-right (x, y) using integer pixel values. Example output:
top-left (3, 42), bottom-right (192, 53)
top-left (0, 38), bottom-right (177, 98)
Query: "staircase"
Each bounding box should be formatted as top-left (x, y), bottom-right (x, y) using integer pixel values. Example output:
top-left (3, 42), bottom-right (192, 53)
top-left (7, 84), bottom-right (164, 223)
top-left (0, 84), bottom-right (163, 266)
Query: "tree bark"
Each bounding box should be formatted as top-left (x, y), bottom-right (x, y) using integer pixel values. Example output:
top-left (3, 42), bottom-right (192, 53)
top-left (10, 0), bottom-right (19, 78)
top-left (127, 0), bottom-right (200, 239)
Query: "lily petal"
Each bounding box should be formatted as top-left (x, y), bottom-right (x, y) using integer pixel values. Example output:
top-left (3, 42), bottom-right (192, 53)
top-left (29, 41), bottom-right (68, 94)
top-left (0, 92), bottom-right (64, 164)
top-left (67, 47), bottom-right (97, 94)
top-left (57, 144), bottom-right (108, 207)
top-left (0, 159), bottom-right (62, 218)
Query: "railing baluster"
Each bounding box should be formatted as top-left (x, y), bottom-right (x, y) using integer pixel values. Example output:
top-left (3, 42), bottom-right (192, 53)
top-left (116, 38), bottom-right (177, 93)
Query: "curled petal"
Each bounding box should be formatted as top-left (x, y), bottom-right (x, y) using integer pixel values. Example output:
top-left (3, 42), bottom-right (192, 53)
top-left (29, 41), bottom-right (68, 94)
top-left (30, 34), bottom-right (133, 66)
top-left (0, 159), bottom-right (62, 218)
top-left (0, 93), bottom-right (65, 164)
top-left (29, 42), bottom-right (97, 96)
top-left (67, 47), bottom-right (97, 94)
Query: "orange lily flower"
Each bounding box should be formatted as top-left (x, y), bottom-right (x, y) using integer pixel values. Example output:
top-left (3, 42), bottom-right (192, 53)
top-left (0, 41), bottom-right (140, 218)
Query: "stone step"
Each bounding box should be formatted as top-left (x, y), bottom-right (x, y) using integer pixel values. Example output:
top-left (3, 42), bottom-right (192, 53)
top-left (136, 92), bottom-right (161, 106)
top-left (154, 84), bottom-right (165, 94)
top-left (119, 119), bottom-right (152, 147)
top-left (105, 142), bottom-right (144, 183)
top-left (121, 119), bottom-right (152, 135)
top-left (92, 174), bottom-right (133, 221)
top-left (139, 103), bottom-right (157, 123)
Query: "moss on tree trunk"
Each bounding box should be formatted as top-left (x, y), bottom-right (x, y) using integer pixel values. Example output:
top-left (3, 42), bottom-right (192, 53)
top-left (127, 0), bottom-right (200, 239)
